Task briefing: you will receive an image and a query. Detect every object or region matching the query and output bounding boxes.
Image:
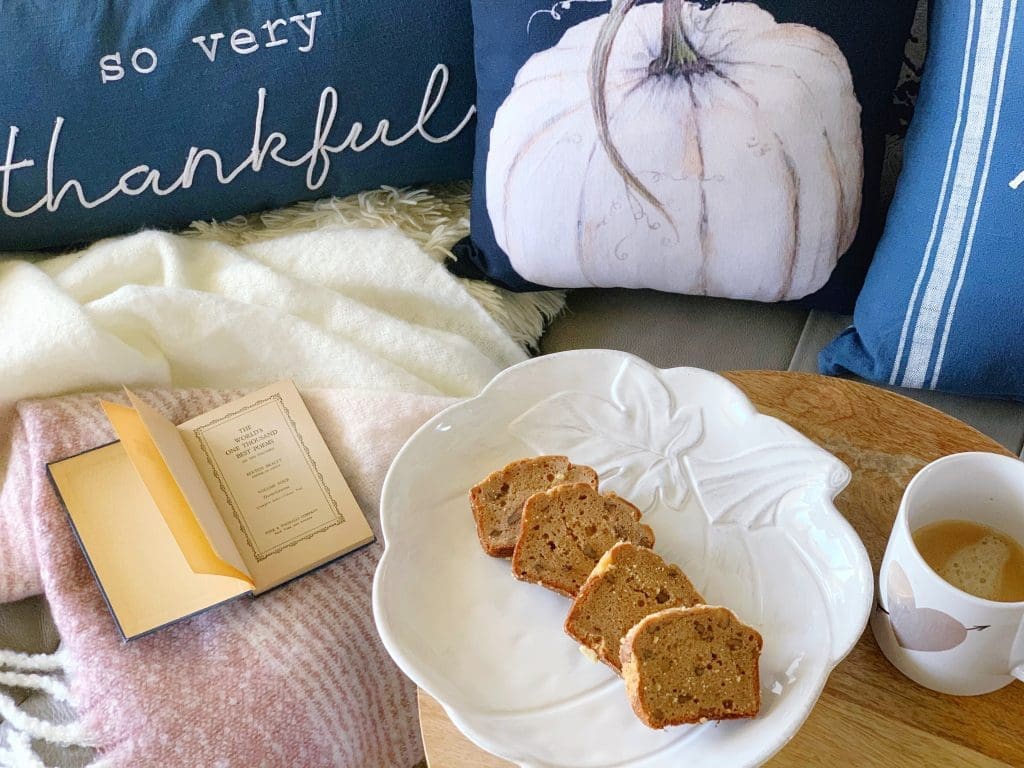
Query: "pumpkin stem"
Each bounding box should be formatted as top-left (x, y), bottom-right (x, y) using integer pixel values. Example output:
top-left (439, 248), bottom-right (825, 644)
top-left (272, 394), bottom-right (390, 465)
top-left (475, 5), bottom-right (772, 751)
top-left (650, 0), bottom-right (700, 76)
top-left (589, 0), bottom-right (675, 229)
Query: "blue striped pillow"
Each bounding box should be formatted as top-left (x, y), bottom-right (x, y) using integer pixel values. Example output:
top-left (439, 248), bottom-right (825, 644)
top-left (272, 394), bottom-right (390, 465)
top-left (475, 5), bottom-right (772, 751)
top-left (821, 0), bottom-right (1024, 397)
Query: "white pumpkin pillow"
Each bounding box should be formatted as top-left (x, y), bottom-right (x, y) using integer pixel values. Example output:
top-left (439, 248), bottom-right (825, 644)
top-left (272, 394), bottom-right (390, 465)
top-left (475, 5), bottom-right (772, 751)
top-left (453, 0), bottom-right (920, 312)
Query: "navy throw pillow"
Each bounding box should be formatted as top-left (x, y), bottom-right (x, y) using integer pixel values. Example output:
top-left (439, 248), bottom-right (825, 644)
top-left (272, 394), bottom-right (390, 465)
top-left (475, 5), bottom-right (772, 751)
top-left (452, 0), bottom-right (917, 312)
top-left (821, 0), bottom-right (1024, 398)
top-left (0, 1), bottom-right (476, 252)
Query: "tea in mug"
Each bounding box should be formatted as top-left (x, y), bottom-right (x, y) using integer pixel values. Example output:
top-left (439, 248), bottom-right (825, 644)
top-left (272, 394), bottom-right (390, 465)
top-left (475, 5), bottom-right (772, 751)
top-left (912, 520), bottom-right (1024, 603)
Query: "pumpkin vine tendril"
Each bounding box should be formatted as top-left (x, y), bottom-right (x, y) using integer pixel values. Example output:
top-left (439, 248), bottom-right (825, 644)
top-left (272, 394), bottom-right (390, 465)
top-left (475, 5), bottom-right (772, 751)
top-left (589, 0), bottom-right (708, 232)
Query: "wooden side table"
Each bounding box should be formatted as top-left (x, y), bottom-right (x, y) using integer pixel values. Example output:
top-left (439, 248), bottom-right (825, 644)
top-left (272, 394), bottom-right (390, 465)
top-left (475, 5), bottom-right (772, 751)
top-left (418, 372), bottom-right (1023, 767)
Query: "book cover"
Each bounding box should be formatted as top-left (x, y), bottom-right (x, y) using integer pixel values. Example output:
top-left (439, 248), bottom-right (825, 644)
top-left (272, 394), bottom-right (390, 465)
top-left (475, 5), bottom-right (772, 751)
top-left (47, 381), bottom-right (374, 640)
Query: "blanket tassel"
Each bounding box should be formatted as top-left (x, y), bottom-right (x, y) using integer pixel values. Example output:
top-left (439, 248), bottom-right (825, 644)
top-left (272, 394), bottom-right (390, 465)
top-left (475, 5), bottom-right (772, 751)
top-left (0, 648), bottom-right (96, 768)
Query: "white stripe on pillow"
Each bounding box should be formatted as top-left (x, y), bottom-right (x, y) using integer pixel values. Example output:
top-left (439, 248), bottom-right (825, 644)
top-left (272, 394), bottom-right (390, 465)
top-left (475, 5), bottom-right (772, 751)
top-left (900, 0), bottom-right (1007, 388)
top-left (889, 0), bottom-right (978, 386)
top-left (931, 0), bottom-right (1017, 388)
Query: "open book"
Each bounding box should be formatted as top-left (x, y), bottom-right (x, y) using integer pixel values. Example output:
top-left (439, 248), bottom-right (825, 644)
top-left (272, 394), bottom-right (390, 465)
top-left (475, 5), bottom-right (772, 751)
top-left (47, 380), bottom-right (374, 640)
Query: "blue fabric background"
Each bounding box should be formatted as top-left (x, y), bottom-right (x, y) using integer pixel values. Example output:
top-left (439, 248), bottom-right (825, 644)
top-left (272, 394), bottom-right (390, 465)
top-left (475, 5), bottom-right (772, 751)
top-left (452, 0), bottom-right (916, 312)
top-left (0, 1), bottom-right (476, 252)
top-left (822, 0), bottom-right (1024, 397)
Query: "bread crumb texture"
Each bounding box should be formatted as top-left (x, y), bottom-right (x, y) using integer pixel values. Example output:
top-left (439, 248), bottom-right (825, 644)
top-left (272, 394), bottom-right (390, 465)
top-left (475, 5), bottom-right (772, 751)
top-left (469, 456), bottom-right (598, 558)
top-left (565, 542), bottom-right (703, 672)
top-left (621, 605), bottom-right (763, 728)
top-left (511, 484), bottom-right (654, 597)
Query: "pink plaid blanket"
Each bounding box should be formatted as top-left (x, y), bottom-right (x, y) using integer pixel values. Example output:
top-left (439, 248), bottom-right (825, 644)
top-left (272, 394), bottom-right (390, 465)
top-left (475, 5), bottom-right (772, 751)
top-left (0, 388), bottom-right (450, 767)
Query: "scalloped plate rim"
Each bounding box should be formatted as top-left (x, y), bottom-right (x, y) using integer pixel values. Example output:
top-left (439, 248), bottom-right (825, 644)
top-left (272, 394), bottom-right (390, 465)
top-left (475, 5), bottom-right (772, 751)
top-left (372, 349), bottom-right (872, 768)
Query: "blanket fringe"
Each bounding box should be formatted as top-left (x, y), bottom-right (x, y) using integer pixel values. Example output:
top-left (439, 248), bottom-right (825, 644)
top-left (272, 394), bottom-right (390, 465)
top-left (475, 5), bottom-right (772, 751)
top-left (0, 649), bottom-right (65, 673)
top-left (0, 729), bottom-right (45, 768)
top-left (184, 184), bottom-right (567, 351)
top-left (0, 649), bottom-right (95, 768)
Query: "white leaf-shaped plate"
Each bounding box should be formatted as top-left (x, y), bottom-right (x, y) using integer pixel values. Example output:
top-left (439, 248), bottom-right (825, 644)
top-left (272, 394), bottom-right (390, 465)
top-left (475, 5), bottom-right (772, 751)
top-left (373, 350), bottom-right (872, 767)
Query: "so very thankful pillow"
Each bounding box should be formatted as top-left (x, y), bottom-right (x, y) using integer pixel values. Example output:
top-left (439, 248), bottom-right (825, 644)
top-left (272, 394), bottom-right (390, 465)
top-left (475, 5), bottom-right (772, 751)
top-left (822, 0), bottom-right (1024, 398)
top-left (0, 1), bottom-right (476, 252)
top-left (453, 0), bottom-right (918, 310)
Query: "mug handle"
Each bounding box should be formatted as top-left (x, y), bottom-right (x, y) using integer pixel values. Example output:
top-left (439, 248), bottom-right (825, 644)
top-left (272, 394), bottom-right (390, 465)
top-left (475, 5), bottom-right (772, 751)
top-left (1014, 618), bottom-right (1024, 682)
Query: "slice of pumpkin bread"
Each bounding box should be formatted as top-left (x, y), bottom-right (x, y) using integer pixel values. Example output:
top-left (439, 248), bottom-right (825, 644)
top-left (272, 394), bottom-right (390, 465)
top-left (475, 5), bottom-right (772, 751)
top-left (620, 605), bottom-right (763, 728)
top-left (470, 456), bottom-right (598, 557)
top-left (511, 483), bottom-right (654, 597)
top-left (565, 543), bottom-right (704, 672)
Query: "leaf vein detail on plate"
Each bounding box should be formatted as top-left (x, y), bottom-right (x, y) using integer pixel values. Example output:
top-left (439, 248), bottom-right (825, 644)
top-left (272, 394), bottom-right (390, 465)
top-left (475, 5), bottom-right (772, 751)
top-left (509, 359), bottom-right (703, 512)
top-left (687, 443), bottom-right (850, 530)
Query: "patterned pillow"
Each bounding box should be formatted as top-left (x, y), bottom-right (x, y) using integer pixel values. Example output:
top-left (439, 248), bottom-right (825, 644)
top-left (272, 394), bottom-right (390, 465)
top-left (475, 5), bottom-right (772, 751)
top-left (821, 0), bottom-right (1024, 397)
top-left (452, 0), bottom-right (918, 311)
top-left (880, 0), bottom-right (928, 209)
top-left (0, 1), bottom-right (476, 252)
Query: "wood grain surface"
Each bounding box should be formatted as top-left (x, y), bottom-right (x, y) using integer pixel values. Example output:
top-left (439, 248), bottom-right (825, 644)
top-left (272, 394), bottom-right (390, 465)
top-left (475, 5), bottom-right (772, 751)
top-left (418, 372), bottom-right (1023, 767)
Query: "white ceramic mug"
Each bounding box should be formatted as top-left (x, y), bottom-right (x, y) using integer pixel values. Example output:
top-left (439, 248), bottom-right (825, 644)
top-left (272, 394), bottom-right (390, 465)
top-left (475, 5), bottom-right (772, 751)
top-left (872, 452), bottom-right (1024, 695)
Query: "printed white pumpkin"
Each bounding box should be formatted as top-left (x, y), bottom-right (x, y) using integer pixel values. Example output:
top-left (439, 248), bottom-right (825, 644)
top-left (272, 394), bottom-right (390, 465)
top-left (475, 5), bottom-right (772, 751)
top-left (486, 1), bottom-right (863, 301)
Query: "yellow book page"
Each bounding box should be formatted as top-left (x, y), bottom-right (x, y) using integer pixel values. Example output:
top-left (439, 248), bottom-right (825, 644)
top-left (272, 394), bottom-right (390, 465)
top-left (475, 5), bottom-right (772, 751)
top-left (102, 400), bottom-right (252, 585)
top-left (178, 380), bottom-right (374, 593)
top-left (121, 390), bottom-right (251, 579)
top-left (49, 444), bottom-right (253, 639)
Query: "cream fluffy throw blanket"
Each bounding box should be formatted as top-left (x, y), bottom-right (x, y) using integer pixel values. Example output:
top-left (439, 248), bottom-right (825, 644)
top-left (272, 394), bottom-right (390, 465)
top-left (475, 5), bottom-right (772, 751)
top-left (0, 186), bottom-right (552, 407)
